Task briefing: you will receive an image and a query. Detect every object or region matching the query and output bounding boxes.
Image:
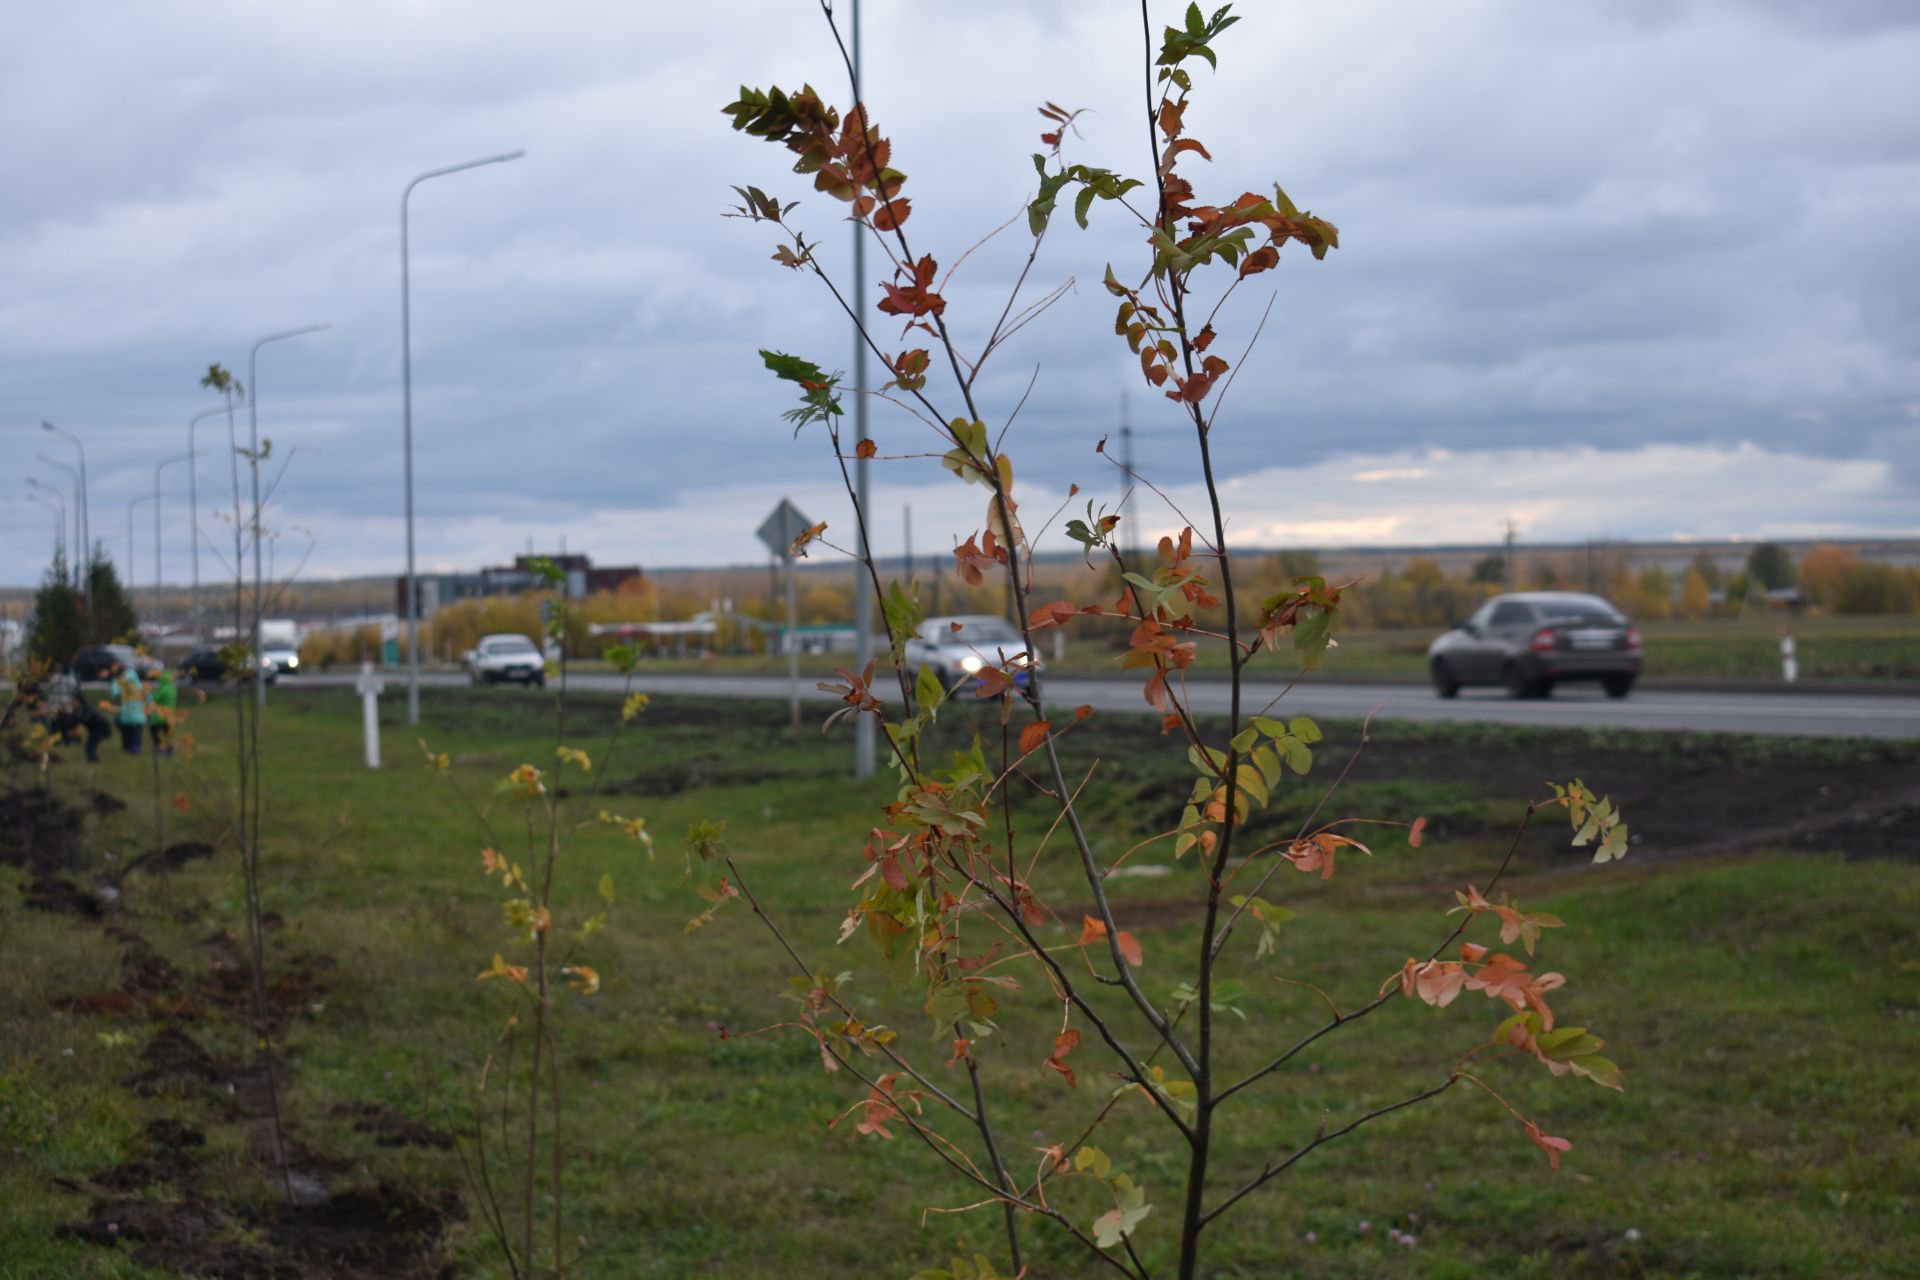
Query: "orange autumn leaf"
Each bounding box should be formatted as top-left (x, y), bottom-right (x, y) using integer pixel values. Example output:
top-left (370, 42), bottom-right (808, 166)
top-left (1079, 915), bottom-right (1107, 946)
top-left (170, 792), bottom-right (191, 814)
top-left (1116, 930), bottom-right (1144, 968)
top-left (855, 438), bottom-right (877, 459)
top-left (1074, 704), bottom-right (1094, 722)
top-left (1044, 1028), bottom-right (1081, 1086)
top-left (1018, 721), bottom-right (1051, 756)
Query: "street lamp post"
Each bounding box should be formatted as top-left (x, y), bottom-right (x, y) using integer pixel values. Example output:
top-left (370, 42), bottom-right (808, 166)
top-left (25, 478), bottom-right (67, 570)
top-left (154, 453), bottom-right (191, 632)
top-left (247, 326), bottom-right (328, 709)
top-left (33, 455), bottom-right (84, 590)
top-left (128, 494), bottom-right (155, 621)
top-left (40, 422), bottom-right (89, 606)
top-left (186, 401), bottom-right (242, 640)
top-left (25, 489), bottom-right (64, 564)
top-left (400, 148), bottom-right (525, 726)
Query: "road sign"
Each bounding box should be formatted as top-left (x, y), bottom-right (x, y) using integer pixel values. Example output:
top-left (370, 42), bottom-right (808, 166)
top-left (756, 499), bottom-right (814, 561)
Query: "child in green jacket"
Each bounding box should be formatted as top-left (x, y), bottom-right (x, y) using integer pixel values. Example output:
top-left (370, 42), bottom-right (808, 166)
top-left (148, 668), bottom-right (178, 755)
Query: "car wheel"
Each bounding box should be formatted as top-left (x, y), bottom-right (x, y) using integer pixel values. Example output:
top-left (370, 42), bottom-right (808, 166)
top-left (1502, 662), bottom-right (1536, 700)
top-left (1603, 675), bottom-right (1634, 699)
top-left (1430, 658), bottom-right (1460, 699)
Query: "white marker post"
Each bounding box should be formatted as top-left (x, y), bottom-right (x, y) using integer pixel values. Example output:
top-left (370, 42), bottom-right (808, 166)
top-left (1780, 628), bottom-right (1798, 684)
top-left (357, 660), bottom-right (386, 768)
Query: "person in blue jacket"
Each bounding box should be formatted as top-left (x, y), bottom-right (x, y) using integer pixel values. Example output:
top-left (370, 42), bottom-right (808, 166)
top-left (106, 663), bottom-right (148, 755)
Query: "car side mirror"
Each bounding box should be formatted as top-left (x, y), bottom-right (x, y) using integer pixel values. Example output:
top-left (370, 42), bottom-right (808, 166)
top-left (1454, 619), bottom-right (1474, 634)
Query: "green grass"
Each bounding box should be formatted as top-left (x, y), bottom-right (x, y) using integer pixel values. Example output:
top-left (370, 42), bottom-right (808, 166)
top-left (2, 689), bottom-right (1916, 1277)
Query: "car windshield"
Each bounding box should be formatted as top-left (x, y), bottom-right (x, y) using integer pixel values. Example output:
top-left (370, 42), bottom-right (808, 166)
top-left (485, 637), bottom-right (537, 653)
top-left (935, 618), bottom-right (1021, 645)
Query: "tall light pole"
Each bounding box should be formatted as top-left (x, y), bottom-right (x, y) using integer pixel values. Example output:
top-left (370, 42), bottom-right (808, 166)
top-left (25, 478), bottom-right (67, 571)
top-left (248, 325), bottom-right (328, 709)
top-left (400, 148), bottom-right (525, 726)
top-left (850, 0), bottom-right (875, 779)
top-left (154, 453), bottom-right (191, 632)
top-left (187, 400), bottom-right (242, 640)
top-left (40, 422), bottom-right (89, 605)
top-left (33, 455), bottom-right (84, 590)
top-left (128, 493), bottom-right (155, 622)
top-left (25, 489), bottom-right (64, 565)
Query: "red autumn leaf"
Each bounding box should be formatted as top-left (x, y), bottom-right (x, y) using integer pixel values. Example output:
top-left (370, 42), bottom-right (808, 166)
top-left (855, 438), bottom-right (877, 459)
top-left (1160, 712), bottom-right (1183, 733)
top-left (1028, 599), bottom-right (1078, 630)
top-left (1193, 323), bottom-right (1217, 352)
top-left (877, 255), bottom-right (946, 321)
top-left (870, 196), bottom-right (911, 230)
top-left (1045, 1028), bottom-right (1081, 1087)
top-left (1116, 930), bottom-right (1144, 968)
top-left (1409, 815), bottom-right (1428, 848)
top-left (1018, 721), bottom-right (1051, 756)
top-left (1239, 244), bottom-right (1280, 277)
top-left (171, 792), bottom-right (191, 814)
top-left (1073, 704), bottom-right (1094, 722)
top-left (1525, 1121), bottom-right (1572, 1171)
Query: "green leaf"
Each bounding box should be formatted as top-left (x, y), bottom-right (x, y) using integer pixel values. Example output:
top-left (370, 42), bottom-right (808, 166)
top-left (598, 871), bottom-right (615, 904)
top-left (1288, 715), bottom-right (1323, 744)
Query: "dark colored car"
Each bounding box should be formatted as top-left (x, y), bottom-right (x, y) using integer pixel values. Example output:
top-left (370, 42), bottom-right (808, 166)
top-left (1427, 592), bottom-right (1641, 699)
top-left (71, 644), bottom-right (162, 682)
top-left (179, 648), bottom-right (273, 685)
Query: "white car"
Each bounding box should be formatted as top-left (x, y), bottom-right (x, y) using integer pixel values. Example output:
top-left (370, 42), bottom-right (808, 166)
top-left (469, 633), bottom-right (547, 687)
top-left (904, 614), bottom-right (1042, 692)
top-left (260, 645), bottom-right (301, 678)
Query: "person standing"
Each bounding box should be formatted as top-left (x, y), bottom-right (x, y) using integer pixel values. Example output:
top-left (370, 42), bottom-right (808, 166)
top-left (148, 666), bottom-right (178, 755)
top-left (51, 663), bottom-right (113, 763)
top-left (107, 663), bottom-right (148, 755)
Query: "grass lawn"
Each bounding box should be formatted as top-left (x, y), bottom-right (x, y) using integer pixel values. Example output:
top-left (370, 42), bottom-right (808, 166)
top-left (2, 687), bottom-right (1916, 1277)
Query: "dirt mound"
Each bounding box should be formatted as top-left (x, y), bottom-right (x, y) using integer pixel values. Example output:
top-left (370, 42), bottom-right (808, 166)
top-left (58, 1182), bottom-right (459, 1280)
top-left (344, 1102), bottom-right (455, 1150)
top-left (0, 786), bottom-right (84, 875)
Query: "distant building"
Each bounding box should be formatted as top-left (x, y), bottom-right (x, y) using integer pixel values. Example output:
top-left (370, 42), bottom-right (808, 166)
top-left (396, 553), bottom-right (641, 618)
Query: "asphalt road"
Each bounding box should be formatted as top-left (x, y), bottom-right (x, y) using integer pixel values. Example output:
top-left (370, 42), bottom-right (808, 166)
top-left (295, 671), bottom-right (1920, 740)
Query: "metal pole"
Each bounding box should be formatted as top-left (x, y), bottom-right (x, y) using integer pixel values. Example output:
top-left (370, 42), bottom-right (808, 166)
top-left (248, 325), bottom-right (328, 710)
top-left (34, 455), bottom-right (84, 590)
top-left (850, 0), bottom-right (874, 779)
top-left (25, 479), bottom-right (66, 569)
top-left (187, 403), bottom-right (237, 640)
top-left (400, 149), bottom-right (525, 727)
top-left (129, 494), bottom-right (154, 621)
top-left (26, 491), bottom-right (63, 565)
top-left (39, 424), bottom-right (88, 601)
top-left (785, 553), bottom-right (800, 732)
top-left (155, 454), bottom-right (190, 634)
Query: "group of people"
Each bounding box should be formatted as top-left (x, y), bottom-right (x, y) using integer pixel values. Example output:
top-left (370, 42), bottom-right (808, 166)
top-left (14, 657), bottom-right (176, 763)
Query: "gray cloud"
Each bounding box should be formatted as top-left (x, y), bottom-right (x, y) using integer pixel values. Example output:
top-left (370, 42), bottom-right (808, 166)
top-left (3, 0), bottom-right (1917, 586)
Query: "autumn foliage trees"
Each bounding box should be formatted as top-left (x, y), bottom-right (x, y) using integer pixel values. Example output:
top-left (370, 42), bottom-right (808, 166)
top-left (713, 4), bottom-right (1633, 1276)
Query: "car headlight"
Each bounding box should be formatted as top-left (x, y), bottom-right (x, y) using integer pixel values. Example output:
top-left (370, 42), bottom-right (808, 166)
top-left (959, 654), bottom-right (983, 673)
top-left (285, 655), bottom-right (298, 668)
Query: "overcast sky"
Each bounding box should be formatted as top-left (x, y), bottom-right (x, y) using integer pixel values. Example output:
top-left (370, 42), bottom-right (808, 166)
top-left (3, 0), bottom-right (1917, 588)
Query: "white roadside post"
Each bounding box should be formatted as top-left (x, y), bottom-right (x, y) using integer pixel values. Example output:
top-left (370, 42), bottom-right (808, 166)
top-left (1780, 627), bottom-right (1798, 684)
top-left (357, 660), bottom-right (386, 769)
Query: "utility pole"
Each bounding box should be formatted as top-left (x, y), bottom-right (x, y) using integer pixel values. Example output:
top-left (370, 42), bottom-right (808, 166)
top-left (1503, 517), bottom-right (1519, 589)
top-left (849, 0), bottom-right (876, 780)
top-left (1118, 392), bottom-right (1139, 564)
